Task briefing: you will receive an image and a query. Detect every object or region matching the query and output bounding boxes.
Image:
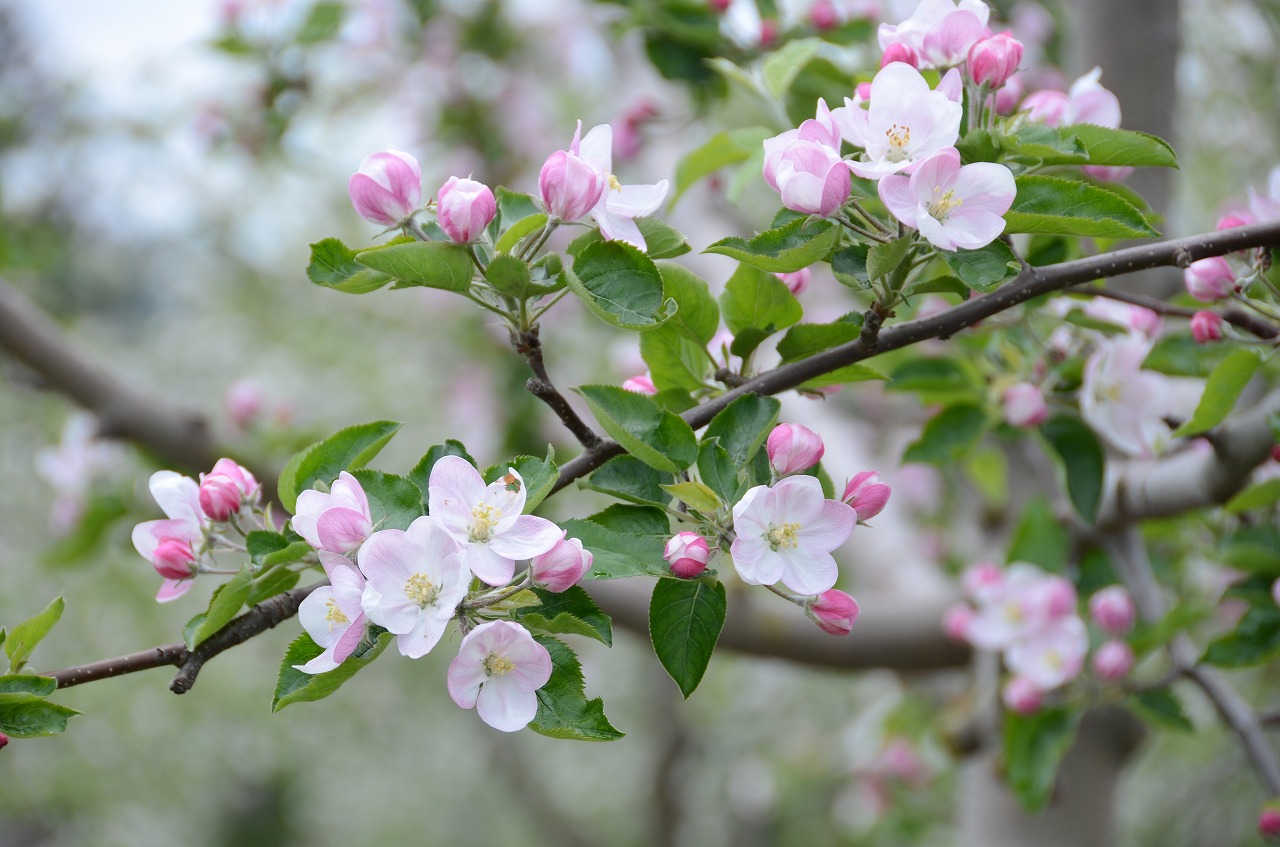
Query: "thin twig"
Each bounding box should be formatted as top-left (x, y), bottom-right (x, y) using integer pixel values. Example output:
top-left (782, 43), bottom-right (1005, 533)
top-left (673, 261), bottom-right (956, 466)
top-left (1084, 286), bottom-right (1280, 339)
top-left (511, 326), bottom-right (603, 450)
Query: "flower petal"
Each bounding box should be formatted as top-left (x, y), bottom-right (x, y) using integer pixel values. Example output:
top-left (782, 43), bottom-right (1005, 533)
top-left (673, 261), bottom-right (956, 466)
top-left (476, 678), bottom-right (539, 732)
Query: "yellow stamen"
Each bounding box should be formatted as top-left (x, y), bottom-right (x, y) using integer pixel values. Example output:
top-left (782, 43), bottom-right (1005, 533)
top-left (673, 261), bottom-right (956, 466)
top-left (469, 503), bottom-right (502, 543)
top-left (928, 187), bottom-right (963, 220)
top-left (766, 522), bottom-right (802, 551)
top-left (404, 573), bottom-right (439, 608)
top-left (484, 652), bottom-right (515, 676)
top-left (608, 173), bottom-right (622, 192)
top-left (884, 123), bottom-right (912, 162)
top-left (324, 598), bottom-right (348, 630)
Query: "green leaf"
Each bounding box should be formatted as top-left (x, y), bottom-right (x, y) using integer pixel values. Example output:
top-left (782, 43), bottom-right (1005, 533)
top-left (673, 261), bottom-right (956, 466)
top-left (484, 254), bottom-right (533, 298)
top-left (720, 263), bottom-right (803, 336)
top-left (649, 578), bottom-right (727, 698)
top-left (887, 358), bottom-right (981, 396)
top-left (728, 326), bottom-right (773, 361)
top-left (408, 440), bottom-right (475, 504)
top-left (641, 264), bottom-right (719, 392)
top-left (636, 218), bottom-right (692, 260)
top-left (5, 597), bottom-right (64, 673)
top-left (867, 237), bottom-right (913, 281)
top-left (763, 37), bottom-right (822, 98)
top-left (185, 571), bottom-right (253, 650)
top-left (512, 586), bottom-right (613, 647)
top-left (902, 403), bottom-right (988, 464)
top-left (306, 237), bottom-right (393, 294)
top-left (1218, 527), bottom-right (1280, 577)
top-left (965, 446), bottom-right (1009, 509)
top-left (697, 440), bottom-right (742, 506)
top-left (661, 481), bottom-right (723, 515)
top-left (349, 469), bottom-right (425, 531)
top-left (295, 0), bottom-right (345, 44)
top-left (272, 630), bottom-right (393, 712)
top-left (246, 566), bottom-right (302, 607)
top-left (1004, 124), bottom-right (1089, 165)
top-left (1041, 414), bottom-right (1106, 522)
top-left (581, 456), bottom-right (672, 509)
top-left (705, 217), bottom-right (842, 273)
top-left (1130, 689), bottom-right (1194, 732)
top-left (1003, 707), bottom-right (1080, 812)
top-left (529, 636), bottom-right (624, 741)
top-left (354, 240), bottom-right (475, 292)
top-left (1202, 606), bottom-right (1280, 668)
top-left (945, 240), bottom-right (1020, 290)
top-left (1070, 123), bottom-right (1179, 168)
top-left (776, 314), bottom-right (864, 364)
top-left (831, 243), bottom-right (870, 289)
top-left (1143, 332), bottom-right (1236, 376)
top-left (481, 447), bottom-right (558, 513)
top-left (0, 693), bottom-right (80, 738)
top-left (1129, 602), bottom-right (1213, 655)
top-left (245, 531), bottom-right (310, 569)
top-left (657, 263), bottom-right (719, 342)
top-left (1173, 348), bottom-right (1262, 437)
top-left (495, 213), bottom-right (547, 255)
top-left (1006, 497), bottom-right (1069, 572)
top-left (1004, 175), bottom-right (1159, 239)
top-left (576, 384), bottom-right (698, 473)
top-left (561, 506), bottom-right (671, 580)
top-left (673, 127), bottom-right (772, 206)
top-left (0, 675), bottom-right (57, 697)
top-left (702, 394), bottom-right (781, 468)
top-left (565, 241), bottom-right (674, 330)
top-left (907, 274), bottom-right (970, 298)
top-left (1225, 479), bottom-right (1280, 514)
top-left (278, 420), bottom-right (402, 513)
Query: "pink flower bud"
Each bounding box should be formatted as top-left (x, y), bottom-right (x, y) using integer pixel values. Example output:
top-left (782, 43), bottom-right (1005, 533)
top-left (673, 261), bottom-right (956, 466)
top-left (622, 373), bottom-right (657, 395)
top-left (842, 471), bottom-right (890, 521)
top-left (1089, 585), bottom-right (1136, 635)
top-left (153, 538), bottom-right (197, 580)
top-left (775, 267), bottom-right (811, 295)
top-left (1022, 89), bottom-right (1069, 127)
top-left (1083, 165), bottom-right (1135, 183)
top-left (0, 732), bottom-right (8, 750)
top-left (1217, 212), bottom-right (1253, 230)
top-left (767, 423), bottom-right (825, 475)
top-left (1002, 676), bottom-right (1044, 715)
top-left (1091, 639), bottom-right (1134, 681)
top-left (962, 561), bottom-right (1003, 602)
top-left (531, 537), bottom-right (592, 593)
top-left (1002, 382), bottom-right (1048, 428)
top-left (1261, 806), bottom-right (1280, 838)
top-left (942, 602), bottom-right (974, 641)
top-left (664, 532), bottom-right (710, 579)
top-left (810, 0), bottom-right (840, 30)
top-left (436, 176), bottom-right (497, 244)
top-left (199, 474), bottom-right (243, 521)
top-left (1190, 310), bottom-right (1224, 344)
top-left (855, 82), bottom-right (872, 102)
top-left (348, 148), bottom-right (422, 226)
top-left (806, 589), bottom-right (860, 635)
top-left (1023, 575), bottom-right (1077, 621)
top-left (759, 18), bottom-right (778, 46)
top-left (708, 0), bottom-right (731, 12)
top-left (967, 31), bottom-right (1023, 90)
top-left (1184, 256), bottom-right (1236, 302)
top-left (881, 43), bottom-right (920, 69)
top-left (539, 148), bottom-right (606, 223)
top-left (224, 379), bottom-right (263, 431)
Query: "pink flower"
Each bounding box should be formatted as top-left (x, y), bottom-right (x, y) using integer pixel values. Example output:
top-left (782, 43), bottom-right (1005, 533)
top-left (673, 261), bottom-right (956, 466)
top-left (730, 475), bottom-right (856, 595)
top-left (1091, 640), bottom-right (1134, 682)
top-left (539, 123), bottom-right (607, 224)
top-left (1217, 212), bottom-right (1253, 230)
top-left (622, 373), bottom-right (657, 395)
top-left (762, 130), bottom-right (850, 217)
top-left (776, 267), bottom-right (811, 295)
top-left (1081, 335), bottom-right (1202, 457)
top-left (964, 563), bottom-right (1042, 650)
top-left (1002, 676), bottom-right (1043, 715)
top-left (132, 471), bottom-right (207, 603)
top-left (665, 531), bottom-right (711, 579)
top-left (881, 42), bottom-right (920, 68)
top-left (1273, 576), bottom-right (1280, 608)
top-left (967, 31), bottom-right (1022, 89)
top-left (838, 63), bottom-right (962, 180)
top-left (436, 176), bottom-right (496, 244)
top-left (1023, 67), bottom-right (1120, 129)
top-left (1260, 806), bottom-right (1280, 838)
top-left (358, 516), bottom-right (469, 658)
top-left (1081, 299), bottom-right (1161, 337)
top-left (810, 0), bottom-right (841, 31)
top-left (994, 72), bottom-right (1025, 114)
top-left (1021, 574), bottom-right (1077, 621)
top-left (942, 602), bottom-right (974, 641)
top-left (428, 456), bottom-right (564, 586)
top-left (1088, 585), bottom-right (1136, 635)
top-left (348, 148), bottom-right (422, 226)
top-left (1005, 615), bottom-right (1088, 689)
top-left (198, 458), bottom-right (260, 522)
top-left (842, 471), bottom-right (891, 521)
top-left (962, 561), bottom-right (1004, 603)
top-left (295, 562), bottom-right (368, 673)
top-left (530, 537), bottom-right (591, 593)
top-left (878, 147), bottom-right (1016, 251)
top-left (575, 123), bottom-right (670, 250)
top-left (0, 732), bottom-right (7, 750)
top-left (806, 588), bottom-right (860, 635)
top-left (1191, 311), bottom-right (1224, 344)
top-left (447, 620), bottom-right (553, 732)
top-left (224, 379), bottom-right (264, 431)
top-left (293, 471), bottom-right (373, 555)
top-left (1184, 256), bottom-right (1236, 302)
top-left (1003, 382), bottom-right (1048, 428)
top-left (767, 423), bottom-right (825, 475)
top-left (878, 0), bottom-right (992, 69)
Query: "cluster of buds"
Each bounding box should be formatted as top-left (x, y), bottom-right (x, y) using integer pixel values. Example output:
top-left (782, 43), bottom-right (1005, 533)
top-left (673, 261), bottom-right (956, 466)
top-left (349, 149), bottom-right (499, 245)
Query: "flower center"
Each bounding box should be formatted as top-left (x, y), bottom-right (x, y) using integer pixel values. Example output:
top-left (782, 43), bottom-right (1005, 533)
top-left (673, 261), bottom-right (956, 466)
top-left (928, 186), bottom-right (963, 220)
top-left (404, 573), bottom-right (439, 608)
top-left (884, 123), bottom-right (911, 161)
top-left (324, 598), bottom-right (349, 629)
top-left (484, 652), bottom-right (515, 677)
top-left (766, 522), bottom-right (802, 551)
top-left (469, 503), bottom-right (502, 543)
top-left (608, 173), bottom-right (622, 192)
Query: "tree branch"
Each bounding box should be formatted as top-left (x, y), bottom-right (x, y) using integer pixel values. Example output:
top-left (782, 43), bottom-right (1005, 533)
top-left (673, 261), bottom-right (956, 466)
top-left (512, 326), bottom-right (603, 450)
top-left (1083, 286), bottom-right (1280, 339)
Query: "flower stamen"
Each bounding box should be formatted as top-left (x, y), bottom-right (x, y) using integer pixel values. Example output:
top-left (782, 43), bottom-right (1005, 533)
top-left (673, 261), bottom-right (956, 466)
top-left (766, 522), bottom-right (802, 551)
top-left (484, 652), bottom-right (515, 677)
top-left (404, 572), bottom-right (440, 608)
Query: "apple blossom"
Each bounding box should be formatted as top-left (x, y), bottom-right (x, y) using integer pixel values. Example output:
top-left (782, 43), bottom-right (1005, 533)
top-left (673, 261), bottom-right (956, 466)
top-left (810, 0), bottom-right (841, 31)
top-left (838, 63), bottom-right (962, 180)
top-left (428, 455), bottom-right (563, 586)
top-left (1218, 212), bottom-right (1254, 230)
top-left (436, 176), bottom-right (496, 244)
top-left (878, 0), bottom-right (992, 69)
top-left (1080, 299), bottom-right (1161, 337)
top-left (1002, 676), bottom-right (1044, 715)
top-left (841, 471), bottom-right (891, 521)
top-left (1191, 311), bottom-right (1224, 344)
top-left (35, 412), bottom-right (122, 534)
top-left (664, 532), bottom-right (710, 579)
top-left (964, 563), bottom-right (1047, 650)
top-left (358, 517), bottom-right (469, 659)
top-left (1089, 585), bottom-right (1136, 635)
top-left (881, 42), bottom-right (920, 68)
top-left (348, 148), bottom-right (422, 226)
top-left (730, 474), bottom-right (856, 595)
top-left (1184, 256), bottom-right (1236, 302)
top-left (776, 267), bottom-right (811, 295)
top-left (1080, 335), bottom-right (1202, 457)
top-left (539, 124), bottom-right (607, 224)
top-left (967, 31), bottom-right (1022, 89)
top-left (767, 423), bottom-right (826, 475)
top-left (942, 602), bottom-right (974, 641)
top-left (447, 620), bottom-right (552, 732)
top-left (962, 561), bottom-right (1004, 601)
top-left (994, 72), bottom-right (1025, 114)
top-left (1006, 615), bottom-right (1088, 690)
top-left (1002, 382), bottom-right (1048, 428)
top-left (292, 471), bottom-right (374, 555)
top-left (1024, 68), bottom-right (1121, 129)
top-left (198, 458), bottom-right (260, 522)
top-left (295, 562), bottom-right (368, 673)
top-left (621, 373), bottom-right (658, 395)
top-left (1021, 574), bottom-right (1077, 621)
top-left (761, 132), bottom-right (851, 217)
top-left (575, 123), bottom-right (670, 250)
top-left (132, 470), bottom-right (207, 603)
top-left (530, 537), bottom-right (591, 593)
top-left (806, 588), bottom-right (860, 635)
top-left (1091, 640), bottom-right (1134, 682)
top-left (0, 732), bottom-right (7, 750)
top-left (1247, 165), bottom-right (1280, 221)
top-left (878, 146), bottom-right (1016, 251)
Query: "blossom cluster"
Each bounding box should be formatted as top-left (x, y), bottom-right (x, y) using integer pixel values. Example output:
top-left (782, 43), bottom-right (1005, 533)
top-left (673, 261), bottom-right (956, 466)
top-left (944, 562), bottom-right (1136, 713)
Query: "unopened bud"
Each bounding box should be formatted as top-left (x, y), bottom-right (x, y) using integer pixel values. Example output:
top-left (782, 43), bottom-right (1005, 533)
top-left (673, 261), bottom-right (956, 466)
top-left (531, 537), bottom-right (592, 593)
top-left (842, 471), bottom-right (890, 521)
top-left (0, 732), bottom-right (8, 750)
top-left (766, 423), bottom-right (825, 475)
top-left (664, 532), bottom-right (710, 579)
top-left (153, 539), bottom-right (197, 580)
top-left (1184, 256), bottom-right (1236, 302)
top-left (810, 0), bottom-right (840, 30)
top-left (436, 176), bottom-right (497, 244)
top-left (967, 31), bottom-right (1023, 90)
top-left (1190, 310), bottom-right (1224, 344)
top-left (1002, 382), bottom-right (1048, 428)
top-left (1089, 585), bottom-right (1136, 635)
top-left (199, 474), bottom-right (242, 522)
top-left (881, 43), bottom-right (920, 69)
top-left (806, 589), bottom-right (860, 635)
top-left (622, 374), bottom-right (657, 395)
top-left (348, 148), bottom-right (422, 226)
top-left (775, 267), bottom-right (811, 295)
top-left (1091, 640), bottom-right (1134, 681)
top-left (1259, 805), bottom-right (1280, 838)
top-left (1002, 676), bottom-right (1043, 715)
top-left (942, 602), bottom-right (974, 642)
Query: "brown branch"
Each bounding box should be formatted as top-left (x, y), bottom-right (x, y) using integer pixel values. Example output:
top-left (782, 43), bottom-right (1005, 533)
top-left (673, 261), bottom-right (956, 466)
top-left (512, 326), bottom-right (603, 450)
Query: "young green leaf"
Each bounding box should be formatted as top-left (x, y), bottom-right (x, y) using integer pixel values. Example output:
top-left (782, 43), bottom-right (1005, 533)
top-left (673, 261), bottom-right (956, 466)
top-left (1002, 707), bottom-right (1081, 812)
top-left (354, 240), bottom-right (475, 291)
top-left (0, 675), bottom-right (57, 697)
top-left (272, 630), bottom-right (394, 712)
top-left (348, 469), bottom-right (425, 531)
top-left (1006, 497), bottom-right (1070, 572)
top-left (581, 457), bottom-right (673, 509)
top-left (649, 578), bottom-right (727, 698)
top-left (1041, 414), bottom-right (1106, 522)
top-left (945, 240), bottom-right (1020, 290)
top-left (560, 506), bottom-right (671, 580)
top-left (1070, 123), bottom-right (1178, 168)
top-left (661, 481), bottom-right (724, 515)
top-left (720, 263), bottom-right (804, 335)
top-left (703, 393), bottom-right (782, 468)
top-left (512, 586), bottom-right (613, 647)
top-left (1173, 348), bottom-right (1262, 437)
top-left (705, 217), bottom-right (842, 273)
top-left (0, 693), bottom-right (80, 738)
top-left (5, 597), bottom-right (65, 673)
top-left (1004, 175), bottom-right (1159, 239)
top-left (565, 241), bottom-right (674, 330)
top-left (902, 403), bottom-right (988, 464)
top-left (278, 420), bottom-right (402, 513)
top-left (673, 127), bottom-right (772, 206)
top-left (306, 237), bottom-right (394, 294)
top-left (529, 636), bottom-right (624, 741)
